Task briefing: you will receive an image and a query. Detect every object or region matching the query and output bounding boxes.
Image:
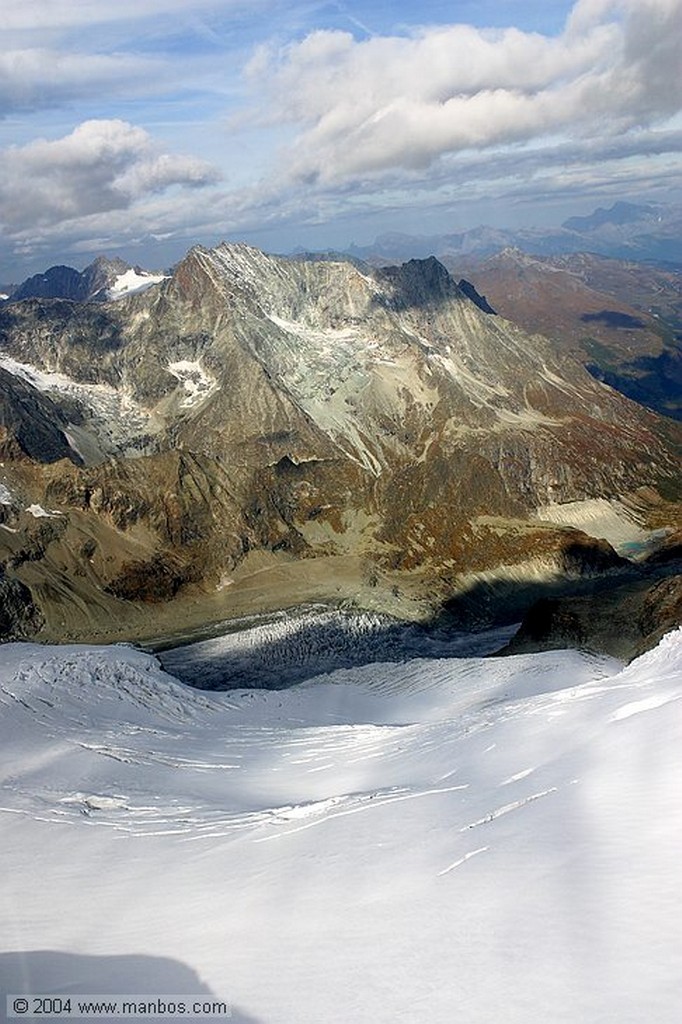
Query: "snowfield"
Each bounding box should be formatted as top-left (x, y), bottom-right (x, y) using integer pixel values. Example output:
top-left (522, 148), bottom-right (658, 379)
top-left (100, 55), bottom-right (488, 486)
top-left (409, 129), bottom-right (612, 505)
top-left (1, 625), bottom-right (681, 1022)
top-left (107, 269), bottom-right (167, 300)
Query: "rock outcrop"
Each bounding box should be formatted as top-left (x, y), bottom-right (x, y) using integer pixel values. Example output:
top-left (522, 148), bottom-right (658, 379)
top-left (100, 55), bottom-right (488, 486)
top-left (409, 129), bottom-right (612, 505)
top-left (498, 571), bottom-right (682, 662)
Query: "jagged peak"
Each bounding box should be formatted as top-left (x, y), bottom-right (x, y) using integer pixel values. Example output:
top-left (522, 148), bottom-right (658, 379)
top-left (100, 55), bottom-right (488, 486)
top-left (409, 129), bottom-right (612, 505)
top-left (375, 255), bottom-right (462, 310)
top-left (457, 278), bottom-right (496, 314)
top-left (86, 255), bottom-right (130, 273)
top-left (174, 243), bottom-right (488, 322)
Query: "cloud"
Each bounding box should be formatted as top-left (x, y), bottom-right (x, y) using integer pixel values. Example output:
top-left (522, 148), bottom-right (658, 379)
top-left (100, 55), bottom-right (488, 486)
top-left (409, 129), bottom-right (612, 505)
top-left (0, 49), bottom-right (162, 114)
top-left (0, 0), bottom-right (281, 117)
top-left (245, 0), bottom-right (682, 185)
top-left (1, 0), bottom-right (256, 33)
top-left (1, 0), bottom-right (680, 276)
top-left (0, 120), bottom-right (221, 231)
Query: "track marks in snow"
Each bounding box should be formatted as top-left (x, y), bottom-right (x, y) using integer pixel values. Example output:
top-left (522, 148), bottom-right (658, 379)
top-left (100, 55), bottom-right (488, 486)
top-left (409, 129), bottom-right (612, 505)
top-left (501, 767), bottom-right (536, 786)
top-left (254, 782), bottom-right (471, 843)
top-left (438, 847), bottom-right (489, 876)
top-left (13, 782), bottom-right (468, 842)
top-left (73, 741), bottom-right (242, 771)
top-left (461, 788), bottom-right (558, 832)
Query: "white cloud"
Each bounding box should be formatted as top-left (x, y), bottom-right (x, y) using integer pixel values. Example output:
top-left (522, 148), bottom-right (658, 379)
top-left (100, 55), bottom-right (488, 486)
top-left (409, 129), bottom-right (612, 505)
top-left (0, 120), bottom-right (221, 230)
top-left (1, 0), bottom-right (255, 33)
top-left (0, 0), bottom-right (680, 275)
top-left (0, 1), bottom-right (279, 117)
top-left (0, 48), bottom-right (161, 113)
top-left (245, 0), bottom-right (682, 185)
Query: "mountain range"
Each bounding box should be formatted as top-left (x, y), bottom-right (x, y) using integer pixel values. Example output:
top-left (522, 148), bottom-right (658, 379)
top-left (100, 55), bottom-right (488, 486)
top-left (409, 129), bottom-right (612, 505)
top-left (0, 240), bottom-right (680, 648)
top-left (346, 201), bottom-right (682, 267)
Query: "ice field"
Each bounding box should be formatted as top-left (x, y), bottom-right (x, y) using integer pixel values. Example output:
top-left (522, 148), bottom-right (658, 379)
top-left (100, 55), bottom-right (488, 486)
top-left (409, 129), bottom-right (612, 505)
top-left (1, 618), bottom-right (682, 1022)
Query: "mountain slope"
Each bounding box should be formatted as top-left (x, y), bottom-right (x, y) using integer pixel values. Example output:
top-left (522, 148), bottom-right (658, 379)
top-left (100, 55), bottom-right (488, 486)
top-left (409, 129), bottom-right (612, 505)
top-left (0, 243), bottom-right (679, 642)
top-left (451, 249), bottom-right (682, 420)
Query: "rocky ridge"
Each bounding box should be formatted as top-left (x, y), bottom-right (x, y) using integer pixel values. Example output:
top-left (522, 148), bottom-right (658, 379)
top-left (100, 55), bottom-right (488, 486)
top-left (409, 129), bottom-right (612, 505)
top-left (9, 256), bottom-right (167, 304)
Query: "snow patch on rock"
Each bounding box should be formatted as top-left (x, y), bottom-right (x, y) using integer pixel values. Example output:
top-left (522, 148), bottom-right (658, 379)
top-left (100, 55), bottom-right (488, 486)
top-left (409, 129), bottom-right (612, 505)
top-left (26, 503), bottom-right (62, 518)
top-left (107, 269), bottom-right (167, 300)
top-left (167, 360), bottom-right (217, 409)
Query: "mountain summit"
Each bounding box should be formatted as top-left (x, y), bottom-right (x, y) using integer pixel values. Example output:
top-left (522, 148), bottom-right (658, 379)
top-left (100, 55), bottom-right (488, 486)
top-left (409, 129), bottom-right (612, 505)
top-left (10, 256), bottom-right (167, 304)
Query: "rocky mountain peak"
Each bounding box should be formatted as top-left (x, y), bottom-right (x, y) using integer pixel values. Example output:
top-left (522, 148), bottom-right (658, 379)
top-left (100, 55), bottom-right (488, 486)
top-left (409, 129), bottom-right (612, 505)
top-left (375, 255), bottom-right (460, 309)
top-left (0, 240), bottom-right (679, 645)
top-left (11, 265), bottom-right (85, 303)
top-left (9, 255), bottom-right (165, 304)
top-left (81, 256), bottom-right (131, 299)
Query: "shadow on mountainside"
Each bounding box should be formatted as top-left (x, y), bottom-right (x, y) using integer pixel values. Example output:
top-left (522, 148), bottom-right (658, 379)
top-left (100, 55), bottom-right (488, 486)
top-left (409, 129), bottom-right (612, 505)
top-left (586, 345), bottom-right (682, 421)
top-left (156, 552), bottom-right (680, 689)
top-left (498, 570), bottom-right (682, 662)
top-left (0, 951), bottom-right (262, 1023)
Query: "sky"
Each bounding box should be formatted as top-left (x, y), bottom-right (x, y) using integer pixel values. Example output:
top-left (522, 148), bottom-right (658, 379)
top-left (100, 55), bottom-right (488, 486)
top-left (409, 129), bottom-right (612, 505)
top-left (0, 0), bottom-right (681, 277)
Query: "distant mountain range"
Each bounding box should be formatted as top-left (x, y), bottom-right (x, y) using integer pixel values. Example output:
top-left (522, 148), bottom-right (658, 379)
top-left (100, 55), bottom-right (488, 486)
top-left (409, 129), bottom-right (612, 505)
top-left (346, 201), bottom-right (682, 267)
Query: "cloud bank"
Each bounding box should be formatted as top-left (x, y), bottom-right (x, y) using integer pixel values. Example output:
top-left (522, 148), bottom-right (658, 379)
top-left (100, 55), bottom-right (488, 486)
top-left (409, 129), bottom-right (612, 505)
top-left (247, 0), bottom-right (681, 185)
top-left (0, 121), bottom-right (220, 253)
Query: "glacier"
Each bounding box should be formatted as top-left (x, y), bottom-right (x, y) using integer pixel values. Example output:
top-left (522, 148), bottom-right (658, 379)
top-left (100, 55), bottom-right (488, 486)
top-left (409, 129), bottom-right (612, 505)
top-left (1, 622), bottom-right (681, 1022)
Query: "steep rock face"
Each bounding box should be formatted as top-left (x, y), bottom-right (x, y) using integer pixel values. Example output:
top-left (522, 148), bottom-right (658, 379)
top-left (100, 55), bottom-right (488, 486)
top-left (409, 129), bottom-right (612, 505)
top-left (0, 569), bottom-right (44, 639)
top-left (0, 242), bottom-right (680, 642)
top-left (0, 299), bottom-right (125, 385)
top-left (0, 368), bottom-right (82, 465)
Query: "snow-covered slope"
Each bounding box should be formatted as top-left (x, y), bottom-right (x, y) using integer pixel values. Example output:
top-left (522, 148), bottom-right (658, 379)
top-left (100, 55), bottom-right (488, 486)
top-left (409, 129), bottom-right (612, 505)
top-left (107, 268), bottom-right (167, 300)
top-left (2, 626), bottom-right (681, 1022)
